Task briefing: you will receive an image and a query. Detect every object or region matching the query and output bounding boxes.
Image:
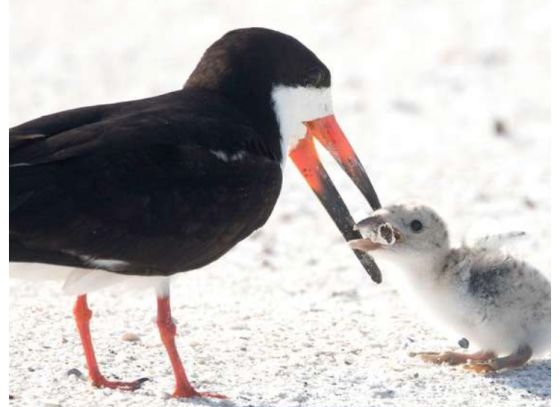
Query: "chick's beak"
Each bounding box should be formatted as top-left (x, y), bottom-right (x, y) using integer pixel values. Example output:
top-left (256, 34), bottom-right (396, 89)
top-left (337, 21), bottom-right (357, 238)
top-left (289, 114), bottom-right (382, 283)
top-left (348, 239), bottom-right (381, 252)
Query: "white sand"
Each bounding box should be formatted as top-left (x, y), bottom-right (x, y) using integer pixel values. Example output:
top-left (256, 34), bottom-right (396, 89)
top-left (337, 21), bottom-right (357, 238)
top-left (10, 1), bottom-right (550, 406)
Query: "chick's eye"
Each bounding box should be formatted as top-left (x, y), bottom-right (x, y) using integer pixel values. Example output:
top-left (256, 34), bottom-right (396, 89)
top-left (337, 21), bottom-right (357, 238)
top-left (410, 219), bottom-right (423, 232)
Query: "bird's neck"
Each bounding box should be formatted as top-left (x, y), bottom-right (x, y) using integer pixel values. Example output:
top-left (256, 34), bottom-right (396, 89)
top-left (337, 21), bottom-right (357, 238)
top-left (185, 62), bottom-right (284, 164)
top-left (379, 249), bottom-right (450, 292)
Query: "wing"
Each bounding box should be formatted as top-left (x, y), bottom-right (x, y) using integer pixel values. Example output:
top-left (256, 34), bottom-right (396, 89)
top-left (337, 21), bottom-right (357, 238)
top-left (10, 103), bottom-right (120, 148)
top-left (10, 89), bottom-right (259, 167)
top-left (10, 91), bottom-right (283, 275)
top-left (10, 90), bottom-right (261, 211)
top-left (471, 231), bottom-right (527, 251)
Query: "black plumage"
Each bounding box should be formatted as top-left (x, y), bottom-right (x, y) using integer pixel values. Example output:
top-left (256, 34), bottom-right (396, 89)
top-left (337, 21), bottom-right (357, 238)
top-left (10, 89), bottom-right (283, 275)
top-left (10, 27), bottom-right (382, 397)
top-left (10, 28), bottom-right (340, 277)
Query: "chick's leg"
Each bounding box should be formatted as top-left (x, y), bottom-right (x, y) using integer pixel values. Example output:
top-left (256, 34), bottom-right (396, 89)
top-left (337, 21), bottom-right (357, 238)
top-left (464, 345), bottom-right (532, 373)
top-left (410, 350), bottom-right (496, 366)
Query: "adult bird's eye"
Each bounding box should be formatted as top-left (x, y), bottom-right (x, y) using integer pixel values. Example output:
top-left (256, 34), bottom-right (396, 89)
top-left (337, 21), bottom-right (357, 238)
top-left (410, 219), bottom-right (423, 232)
top-left (305, 68), bottom-right (324, 87)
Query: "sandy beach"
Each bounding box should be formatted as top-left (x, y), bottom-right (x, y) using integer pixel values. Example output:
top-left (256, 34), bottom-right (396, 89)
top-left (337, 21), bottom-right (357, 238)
top-left (10, 1), bottom-right (550, 406)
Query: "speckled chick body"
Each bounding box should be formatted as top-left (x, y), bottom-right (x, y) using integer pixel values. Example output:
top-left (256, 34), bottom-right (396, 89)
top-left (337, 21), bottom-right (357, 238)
top-left (351, 203), bottom-right (550, 363)
top-left (438, 246), bottom-right (550, 356)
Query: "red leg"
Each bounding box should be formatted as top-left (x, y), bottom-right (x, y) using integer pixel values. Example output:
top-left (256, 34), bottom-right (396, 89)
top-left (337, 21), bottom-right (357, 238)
top-left (156, 294), bottom-right (226, 399)
top-left (73, 295), bottom-right (147, 390)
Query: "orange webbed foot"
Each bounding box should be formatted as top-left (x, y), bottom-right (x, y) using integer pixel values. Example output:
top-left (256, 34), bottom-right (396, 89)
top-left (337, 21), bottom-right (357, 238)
top-left (464, 362), bottom-right (497, 374)
top-left (172, 387), bottom-right (228, 399)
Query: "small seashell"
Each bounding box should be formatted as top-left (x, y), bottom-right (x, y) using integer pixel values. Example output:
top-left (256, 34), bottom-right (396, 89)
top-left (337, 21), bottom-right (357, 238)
top-left (378, 223), bottom-right (396, 245)
top-left (121, 332), bottom-right (141, 342)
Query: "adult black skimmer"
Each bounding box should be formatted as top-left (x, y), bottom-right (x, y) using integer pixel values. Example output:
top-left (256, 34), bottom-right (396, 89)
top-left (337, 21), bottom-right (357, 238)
top-left (10, 27), bottom-right (381, 398)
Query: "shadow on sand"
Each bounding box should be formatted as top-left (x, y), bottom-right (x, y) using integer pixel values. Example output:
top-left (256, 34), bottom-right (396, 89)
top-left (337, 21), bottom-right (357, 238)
top-left (490, 359), bottom-right (551, 399)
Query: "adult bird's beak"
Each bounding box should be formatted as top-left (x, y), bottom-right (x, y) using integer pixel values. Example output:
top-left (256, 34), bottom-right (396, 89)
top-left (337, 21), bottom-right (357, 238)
top-left (289, 114), bottom-right (383, 283)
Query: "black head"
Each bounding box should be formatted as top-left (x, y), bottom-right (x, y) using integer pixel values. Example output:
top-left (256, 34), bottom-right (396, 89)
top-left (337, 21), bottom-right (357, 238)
top-left (187, 28), bottom-right (382, 283)
top-left (186, 28), bottom-right (330, 94)
top-left (185, 28), bottom-right (331, 161)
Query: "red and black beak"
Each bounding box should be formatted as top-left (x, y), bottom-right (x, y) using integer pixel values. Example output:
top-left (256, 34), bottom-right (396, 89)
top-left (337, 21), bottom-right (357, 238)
top-left (289, 114), bottom-right (382, 283)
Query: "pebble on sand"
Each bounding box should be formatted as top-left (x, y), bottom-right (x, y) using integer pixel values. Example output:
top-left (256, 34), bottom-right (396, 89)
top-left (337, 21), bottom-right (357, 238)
top-left (121, 332), bottom-right (141, 342)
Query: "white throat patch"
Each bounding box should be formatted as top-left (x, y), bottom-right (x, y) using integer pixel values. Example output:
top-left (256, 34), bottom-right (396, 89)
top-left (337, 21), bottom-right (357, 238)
top-left (271, 85), bottom-right (333, 165)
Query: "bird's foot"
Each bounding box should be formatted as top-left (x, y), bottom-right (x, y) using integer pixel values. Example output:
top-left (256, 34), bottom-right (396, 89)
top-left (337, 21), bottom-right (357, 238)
top-left (173, 388), bottom-right (228, 399)
top-left (194, 391), bottom-right (228, 400)
top-left (172, 384), bottom-right (227, 399)
top-left (409, 351), bottom-right (441, 364)
top-left (92, 376), bottom-right (149, 391)
top-left (464, 346), bottom-right (532, 373)
top-left (410, 350), bottom-right (496, 366)
top-left (409, 351), bottom-right (467, 365)
top-left (464, 362), bottom-right (497, 374)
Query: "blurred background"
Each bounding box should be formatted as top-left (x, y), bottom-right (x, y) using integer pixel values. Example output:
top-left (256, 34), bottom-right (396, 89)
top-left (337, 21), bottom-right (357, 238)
top-left (10, 1), bottom-right (550, 406)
